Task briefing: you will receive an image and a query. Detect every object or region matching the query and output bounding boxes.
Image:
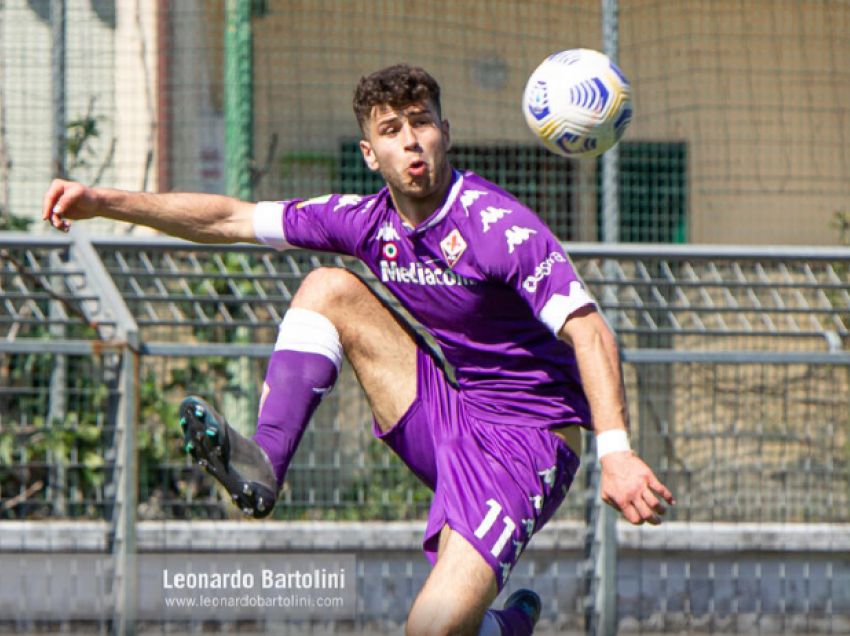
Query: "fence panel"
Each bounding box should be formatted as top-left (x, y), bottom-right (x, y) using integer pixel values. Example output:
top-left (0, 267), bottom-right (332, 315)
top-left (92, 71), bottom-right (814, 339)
top-left (2, 237), bottom-right (850, 633)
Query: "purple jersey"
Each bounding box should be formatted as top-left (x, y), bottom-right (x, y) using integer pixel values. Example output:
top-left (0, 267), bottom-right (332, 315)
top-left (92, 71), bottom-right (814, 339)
top-left (253, 170), bottom-right (596, 430)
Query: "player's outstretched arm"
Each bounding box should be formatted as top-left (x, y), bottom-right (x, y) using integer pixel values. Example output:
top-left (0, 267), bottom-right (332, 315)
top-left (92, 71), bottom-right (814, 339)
top-left (559, 306), bottom-right (676, 525)
top-left (42, 179), bottom-right (258, 245)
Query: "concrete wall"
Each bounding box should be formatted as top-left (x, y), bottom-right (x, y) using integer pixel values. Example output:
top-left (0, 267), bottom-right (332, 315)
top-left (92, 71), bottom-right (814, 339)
top-left (2, 521), bottom-right (849, 634)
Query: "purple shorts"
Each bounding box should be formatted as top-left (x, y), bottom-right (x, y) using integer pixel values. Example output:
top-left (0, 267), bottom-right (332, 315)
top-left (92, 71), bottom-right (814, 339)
top-left (374, 344), bottom-right (581, 591)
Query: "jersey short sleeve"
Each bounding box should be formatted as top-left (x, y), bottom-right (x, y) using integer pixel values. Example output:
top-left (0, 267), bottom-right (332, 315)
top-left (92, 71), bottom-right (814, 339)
top-left (253, 194), bottom-right (375, 257)
top-left (475, 202), bottom-right (596, 336)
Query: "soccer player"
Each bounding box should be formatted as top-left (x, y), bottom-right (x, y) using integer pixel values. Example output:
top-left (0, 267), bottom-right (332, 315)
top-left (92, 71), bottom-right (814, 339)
top-left (44, 64), bottom-right (674, 636)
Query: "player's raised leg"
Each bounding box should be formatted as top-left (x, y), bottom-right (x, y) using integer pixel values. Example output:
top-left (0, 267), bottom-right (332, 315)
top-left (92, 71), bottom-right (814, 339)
top-left (406, 526), bottom-right (540, 636)
top-left (286, 267), bottom-right (419, 434)
top-left (181, 267), bottom-right (419, 517)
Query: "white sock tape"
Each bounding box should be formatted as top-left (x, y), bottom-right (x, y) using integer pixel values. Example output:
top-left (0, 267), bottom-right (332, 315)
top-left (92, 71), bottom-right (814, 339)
top-left (596, 429), bottom-right (631, 459)
top-left (275, 307), bottom-right (343, 372)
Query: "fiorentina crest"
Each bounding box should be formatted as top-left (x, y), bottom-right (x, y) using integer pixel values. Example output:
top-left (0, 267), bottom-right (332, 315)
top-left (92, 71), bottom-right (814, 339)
top-left (440, 229), bottom-right (467, 269)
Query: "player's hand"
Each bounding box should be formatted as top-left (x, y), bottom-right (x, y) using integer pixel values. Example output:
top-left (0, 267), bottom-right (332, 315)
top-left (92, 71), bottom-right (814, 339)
top-left (599, 451), bottom-right (675, 525)
top-left (42, 179), bottom-right (99, 232)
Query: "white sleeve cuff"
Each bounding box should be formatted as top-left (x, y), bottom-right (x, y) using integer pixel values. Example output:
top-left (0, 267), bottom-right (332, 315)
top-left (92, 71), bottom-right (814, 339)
top-left (538, 281), bottom-right (597, 335)
top-left (253, 202), bottom-right (291, 250)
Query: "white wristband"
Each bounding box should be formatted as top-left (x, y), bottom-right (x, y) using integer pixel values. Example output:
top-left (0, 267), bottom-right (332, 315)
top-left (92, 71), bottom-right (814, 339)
top-left (596, 430), bottom-right (631, 459)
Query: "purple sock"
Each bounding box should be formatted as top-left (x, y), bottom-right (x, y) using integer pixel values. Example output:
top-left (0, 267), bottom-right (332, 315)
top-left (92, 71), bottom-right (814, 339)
top-left (480, 608), bottom-right (534, 636)
top-left (252, 308), bottom-right (342, 485)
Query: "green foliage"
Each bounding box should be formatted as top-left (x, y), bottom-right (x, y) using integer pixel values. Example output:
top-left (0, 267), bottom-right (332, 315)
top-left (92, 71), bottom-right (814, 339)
top-left (274, 438), bottom-right (432, 522)
top-left (0, 212), bottom-right (33, 231)
top-left (0, 360), bottom-right (110, 519)
top-left (66, 102), bottom-right (104, 174)
top-left (831, 210), bottom-right (850, 247)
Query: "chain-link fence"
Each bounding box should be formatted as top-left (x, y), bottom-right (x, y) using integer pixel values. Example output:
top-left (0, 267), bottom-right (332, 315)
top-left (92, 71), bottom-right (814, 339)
top-left (1, 1), bottom-right (849, 245)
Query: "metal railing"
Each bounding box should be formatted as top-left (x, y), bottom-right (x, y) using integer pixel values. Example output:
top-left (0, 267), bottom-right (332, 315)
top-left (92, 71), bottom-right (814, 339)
top-left (2, 233), bottom-right (849, 634)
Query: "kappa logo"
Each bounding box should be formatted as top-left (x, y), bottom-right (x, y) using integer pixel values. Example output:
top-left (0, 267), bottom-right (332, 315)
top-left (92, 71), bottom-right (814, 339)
top-left (480, 206), bottom-right (513, 233)
top-left (375, 222), bottom-right (400, 242)
top-left (538, 465), bottom-right (557, 488)
top-left (505, 226), bottom-right (537, 254)
top-left (460, 189), bottom-right (487, 215)
top-left (529, 494), bottom-right (543, 512)
top-left (521, 518), bottom-right (535, 537)
top-left (522, 252), bottom-right (567, 293)
top-left (499, 562), bottom-right (512, 586)
top-left (440, 228), bottom-right (467, 268)
top-left (512, 539), bottom-right (525, 560)
top-left (334, 194), bottom-right (363, 211)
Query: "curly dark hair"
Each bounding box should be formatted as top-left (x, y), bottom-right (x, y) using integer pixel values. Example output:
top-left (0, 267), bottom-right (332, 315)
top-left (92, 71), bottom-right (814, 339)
top-left (353, 64), bottom-right (442, 135)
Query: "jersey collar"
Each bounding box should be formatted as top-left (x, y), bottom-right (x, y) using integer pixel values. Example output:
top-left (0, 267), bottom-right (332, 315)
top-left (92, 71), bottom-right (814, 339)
top-left (401, 170), bottom-right (464, 235)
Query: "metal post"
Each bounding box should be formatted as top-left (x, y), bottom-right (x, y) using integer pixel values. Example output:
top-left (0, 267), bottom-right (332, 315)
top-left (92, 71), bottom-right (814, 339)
top-left (595, 4), bottom-right (621, 635)
top-left (66, 227), bottom-right (140, 635)
top-left (225, 0), bottom-right (253, 202)
top-left (224, 1), bottom-right (255, 435)
top-left (49, 0), bottom-right (69, 517)
top-left (595, 505), bottom-right (618, 636)
top-left (114, 342), bottom-right (139, 636)
top-left (601, 0), bottom-right (620, 245)
top-left (47, 269), bottom-right (67, 517)
top-left (51, 0), bottom-right (66, 180)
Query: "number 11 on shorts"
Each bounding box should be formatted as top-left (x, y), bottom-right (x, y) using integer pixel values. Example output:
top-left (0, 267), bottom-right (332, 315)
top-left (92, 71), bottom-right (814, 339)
top-left (474, 499), bottom-right (516, 557)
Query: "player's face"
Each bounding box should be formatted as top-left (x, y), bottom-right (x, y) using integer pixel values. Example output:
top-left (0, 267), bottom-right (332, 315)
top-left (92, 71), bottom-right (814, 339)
top-left (359, 100), bottom-right (452, 207)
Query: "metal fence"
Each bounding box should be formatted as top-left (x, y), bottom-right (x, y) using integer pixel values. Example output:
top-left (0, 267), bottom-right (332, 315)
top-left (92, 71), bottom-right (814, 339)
top-left (2, 233), bottom-right (849, 633)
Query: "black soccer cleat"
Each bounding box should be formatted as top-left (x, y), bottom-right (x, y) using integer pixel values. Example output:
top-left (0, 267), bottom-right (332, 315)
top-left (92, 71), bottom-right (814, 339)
top-left (179, 396), bottom-right (279, 519)
top-left (503, 588), bottom-right (542, 628)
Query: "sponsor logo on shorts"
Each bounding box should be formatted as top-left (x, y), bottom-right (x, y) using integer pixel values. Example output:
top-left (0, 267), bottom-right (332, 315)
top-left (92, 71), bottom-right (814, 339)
top-left (505, 226), bottom-right (537, 254)
top-left (440, 229), bottom-right (467, 268)
top-left (522, 252), bottom-right (567, 293)
top-left (380, 260), bottom-right (476, 287)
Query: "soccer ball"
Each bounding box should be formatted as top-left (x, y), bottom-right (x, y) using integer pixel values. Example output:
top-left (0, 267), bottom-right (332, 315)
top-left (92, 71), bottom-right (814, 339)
top-left (522, 49), bottom-right (633, 159)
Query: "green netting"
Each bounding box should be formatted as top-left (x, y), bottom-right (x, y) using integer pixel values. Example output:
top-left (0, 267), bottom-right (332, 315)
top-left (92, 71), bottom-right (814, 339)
top-left (2, 1), bottom-right (847, 244)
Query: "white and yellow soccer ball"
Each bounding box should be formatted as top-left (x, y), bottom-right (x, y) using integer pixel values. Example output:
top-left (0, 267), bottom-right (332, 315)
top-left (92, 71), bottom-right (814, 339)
top-left (522, 49), bottom-right (633, 159)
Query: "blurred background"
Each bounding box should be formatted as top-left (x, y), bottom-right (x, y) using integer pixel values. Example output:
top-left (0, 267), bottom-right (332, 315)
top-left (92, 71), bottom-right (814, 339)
top-left (1, 0), bottom-right (848, 245)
